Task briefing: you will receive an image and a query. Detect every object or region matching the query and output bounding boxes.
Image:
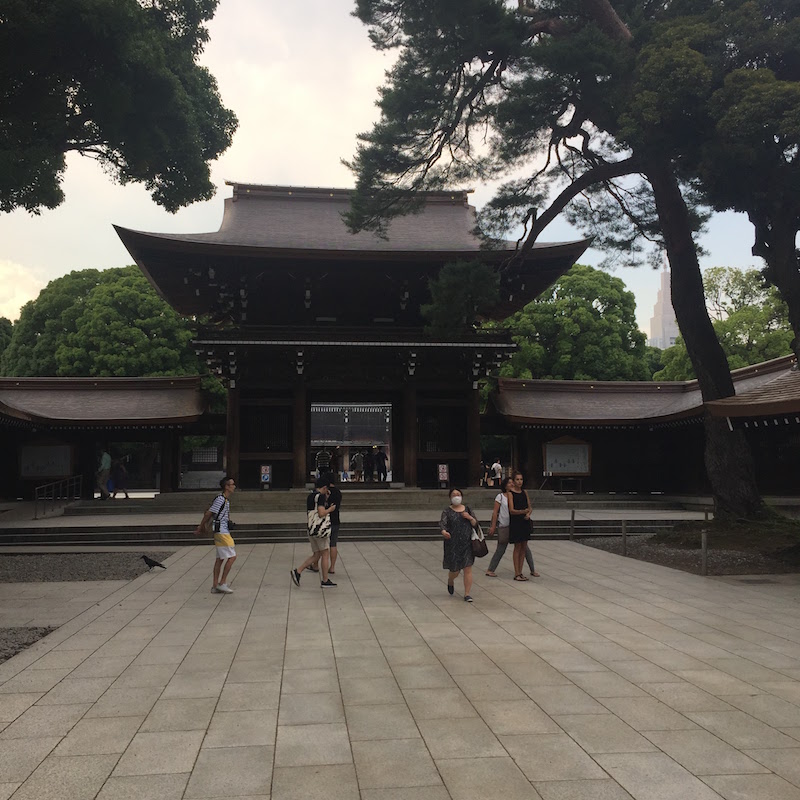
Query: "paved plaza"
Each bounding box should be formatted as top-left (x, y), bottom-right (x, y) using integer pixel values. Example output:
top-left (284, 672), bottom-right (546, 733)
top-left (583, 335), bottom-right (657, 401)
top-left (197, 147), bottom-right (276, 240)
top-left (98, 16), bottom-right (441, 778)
top-left (0, 541), bottom-right (799, 799)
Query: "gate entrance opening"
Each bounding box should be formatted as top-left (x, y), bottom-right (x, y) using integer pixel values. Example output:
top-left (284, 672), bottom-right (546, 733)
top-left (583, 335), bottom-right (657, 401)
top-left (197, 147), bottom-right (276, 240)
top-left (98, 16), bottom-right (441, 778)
top-left (310, 403), bottom-right (392, 483)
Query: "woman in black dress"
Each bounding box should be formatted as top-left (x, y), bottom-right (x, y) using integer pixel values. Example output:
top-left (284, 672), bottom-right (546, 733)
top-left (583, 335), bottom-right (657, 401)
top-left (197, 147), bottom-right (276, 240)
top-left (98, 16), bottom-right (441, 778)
top-left (505, 471), bottom-right (533, 581)
top-left (440, 487), bottom-right (478, 602)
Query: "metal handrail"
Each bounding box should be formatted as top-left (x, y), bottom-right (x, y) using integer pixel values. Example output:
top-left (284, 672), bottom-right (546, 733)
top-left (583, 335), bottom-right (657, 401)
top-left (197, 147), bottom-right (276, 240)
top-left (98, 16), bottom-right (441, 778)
top-left (34, 476), bottom-right (83, 520)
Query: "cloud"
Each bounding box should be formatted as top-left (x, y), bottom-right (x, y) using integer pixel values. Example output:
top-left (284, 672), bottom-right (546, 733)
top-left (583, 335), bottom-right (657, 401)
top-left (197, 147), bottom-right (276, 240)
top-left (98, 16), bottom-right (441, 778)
top-left (0, 260), bottom-right (48, 321)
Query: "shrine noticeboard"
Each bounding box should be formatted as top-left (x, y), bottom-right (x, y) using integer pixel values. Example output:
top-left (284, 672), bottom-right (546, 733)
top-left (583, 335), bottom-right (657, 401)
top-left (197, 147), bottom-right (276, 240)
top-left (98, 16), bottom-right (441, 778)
top-left (543, 437), bottom-right (591, 477)
top-left (20, 445), bottom-right (72, 479)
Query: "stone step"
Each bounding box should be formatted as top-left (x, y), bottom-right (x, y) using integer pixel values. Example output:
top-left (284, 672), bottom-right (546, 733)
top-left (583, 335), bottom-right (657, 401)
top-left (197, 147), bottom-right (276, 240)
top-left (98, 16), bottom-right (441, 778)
top-left (0, 519), bottom-right (677, 547)
top-left (63, 490), bottom-right (683, 515)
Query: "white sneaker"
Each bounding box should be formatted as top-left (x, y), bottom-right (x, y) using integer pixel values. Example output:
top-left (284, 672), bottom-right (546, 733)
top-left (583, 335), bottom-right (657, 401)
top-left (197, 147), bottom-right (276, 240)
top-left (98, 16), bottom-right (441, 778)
top-left (217, 584), bottom-right (234, 594)
top-left (211, 586), bottom-right (222, 593)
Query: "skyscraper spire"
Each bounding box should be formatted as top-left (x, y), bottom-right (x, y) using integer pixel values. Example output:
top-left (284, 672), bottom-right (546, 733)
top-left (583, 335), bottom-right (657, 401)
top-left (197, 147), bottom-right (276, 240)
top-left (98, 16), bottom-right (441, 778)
top-left (648, 260), bottom-right (680, 349)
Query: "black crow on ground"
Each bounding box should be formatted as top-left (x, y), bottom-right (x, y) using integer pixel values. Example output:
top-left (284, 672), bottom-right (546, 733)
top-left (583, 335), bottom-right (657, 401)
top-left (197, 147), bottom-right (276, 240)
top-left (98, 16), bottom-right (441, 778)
top-left (141, 555), bottom-right (166, 570)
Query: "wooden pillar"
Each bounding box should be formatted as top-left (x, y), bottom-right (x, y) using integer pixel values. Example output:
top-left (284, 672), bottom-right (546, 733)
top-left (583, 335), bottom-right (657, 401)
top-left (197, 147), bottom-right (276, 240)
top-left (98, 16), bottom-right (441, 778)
top-left (403, 383), bottom-right (418, 487)
top-left (159, 430), bottom-right (175, 493)
top-left (78, 438), bottom-right (96, 499)
top-left (292, 383), bottom-right (307, 488)
top-left (225, 384), bottom-right (240, 482)
top-left (467, 386), bottom-right (482, 487)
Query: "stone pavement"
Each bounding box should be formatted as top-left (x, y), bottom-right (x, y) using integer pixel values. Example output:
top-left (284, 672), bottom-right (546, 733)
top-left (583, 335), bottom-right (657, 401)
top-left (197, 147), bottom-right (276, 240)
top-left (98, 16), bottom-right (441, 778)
top-left (0, 541), bottom-right (799, 799)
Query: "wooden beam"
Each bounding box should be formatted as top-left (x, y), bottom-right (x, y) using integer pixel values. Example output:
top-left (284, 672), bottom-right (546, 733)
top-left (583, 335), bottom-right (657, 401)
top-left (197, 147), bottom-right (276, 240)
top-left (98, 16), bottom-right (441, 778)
top-left (403, 384), bottom-right (418, 487)
top-left (293, 383), bottom-right (308, 488)
top-left (225, 385), bottom-right (241, 482)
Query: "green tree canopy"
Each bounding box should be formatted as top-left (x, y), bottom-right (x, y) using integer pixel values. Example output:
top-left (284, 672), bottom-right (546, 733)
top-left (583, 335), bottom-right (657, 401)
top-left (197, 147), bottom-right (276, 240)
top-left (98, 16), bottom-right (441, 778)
top-left (494, 264), bottom-right (649, 381)
top-left (421, 260), bottom-right (500, 336)
top-left (2, 266), bottom-right (199, 377)
top-left (345, 0), bottom-right (773, 517)
top-left (0, 317), bottom-right (12, 361)
top-left (655, 268), bottom-right (793, 380)
top-left (0, 0), bottom-right (237, 213)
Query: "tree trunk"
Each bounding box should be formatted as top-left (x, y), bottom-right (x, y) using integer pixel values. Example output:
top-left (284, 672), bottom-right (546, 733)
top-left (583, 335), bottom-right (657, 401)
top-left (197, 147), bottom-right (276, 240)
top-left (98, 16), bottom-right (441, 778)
top-left (645, 157), bottom-right (763, 519)
top-left (751, 207), bottom-right (800, 363)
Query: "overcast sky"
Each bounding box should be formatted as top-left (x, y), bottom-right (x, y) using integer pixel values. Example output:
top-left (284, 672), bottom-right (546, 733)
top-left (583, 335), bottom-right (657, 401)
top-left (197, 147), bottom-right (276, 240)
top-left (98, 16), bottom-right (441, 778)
top-left (0, 0), bottom-right (761, 334)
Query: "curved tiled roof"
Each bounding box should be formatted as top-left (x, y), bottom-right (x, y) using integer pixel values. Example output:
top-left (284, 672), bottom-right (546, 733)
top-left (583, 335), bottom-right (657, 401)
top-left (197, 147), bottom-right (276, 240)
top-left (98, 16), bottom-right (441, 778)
top-left (706, 362), bottom-right (800, 417)
top-left (115, 183), bottom-right (590, 257)
top-left (492, 355), bottom-right (797, 426)
top-left (0, 377), bottom-right (205, 427)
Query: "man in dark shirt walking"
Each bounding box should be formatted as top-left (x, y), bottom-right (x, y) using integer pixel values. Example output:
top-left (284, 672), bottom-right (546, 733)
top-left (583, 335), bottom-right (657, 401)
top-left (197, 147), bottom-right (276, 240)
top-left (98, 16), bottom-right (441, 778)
top-left (326, 472), bottom-right (342, 574)
top-left (374, 446), bottom-right (389, 482)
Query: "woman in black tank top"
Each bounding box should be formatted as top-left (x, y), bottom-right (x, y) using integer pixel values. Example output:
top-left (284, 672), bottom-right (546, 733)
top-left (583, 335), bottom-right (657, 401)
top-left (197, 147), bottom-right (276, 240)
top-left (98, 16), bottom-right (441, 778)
top-left (505, 470), bottom-right (533, 581)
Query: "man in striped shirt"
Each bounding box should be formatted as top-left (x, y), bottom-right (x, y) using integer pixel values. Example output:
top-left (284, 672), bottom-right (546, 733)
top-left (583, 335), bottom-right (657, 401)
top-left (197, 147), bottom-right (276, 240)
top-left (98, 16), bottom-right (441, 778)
top-left (195, 476), bottom-right (237, 594)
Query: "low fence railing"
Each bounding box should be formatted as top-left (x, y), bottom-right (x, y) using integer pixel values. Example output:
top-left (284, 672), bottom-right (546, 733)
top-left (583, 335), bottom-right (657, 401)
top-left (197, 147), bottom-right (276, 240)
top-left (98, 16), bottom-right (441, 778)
top-left (34, 476), bottom-right (83, 520)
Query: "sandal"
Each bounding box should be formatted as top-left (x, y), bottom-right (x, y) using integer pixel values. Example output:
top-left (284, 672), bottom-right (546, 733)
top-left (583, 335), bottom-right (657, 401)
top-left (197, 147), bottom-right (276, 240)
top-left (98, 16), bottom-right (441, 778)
top-left (485, 571), bottom-right (497, 577)
top-left (513, 574), bottom-right (529, 581)
top-left (531, 571), bottom-right (540, 578)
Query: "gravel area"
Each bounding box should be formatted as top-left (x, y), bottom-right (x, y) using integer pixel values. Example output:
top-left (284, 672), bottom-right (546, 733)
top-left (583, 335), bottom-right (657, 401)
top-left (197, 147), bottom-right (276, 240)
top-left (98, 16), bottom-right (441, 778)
top-left (580, 535), bottom-right (798, 575)
top-left (0, 551), bottom-right (175, 583)
top-left (0, 627), bottom-right (57, 665)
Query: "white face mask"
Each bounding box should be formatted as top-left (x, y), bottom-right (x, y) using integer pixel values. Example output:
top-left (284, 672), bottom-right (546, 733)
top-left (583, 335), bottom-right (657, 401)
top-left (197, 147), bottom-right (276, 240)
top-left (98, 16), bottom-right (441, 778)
top-left (451, 495), bottom-right (462, 506)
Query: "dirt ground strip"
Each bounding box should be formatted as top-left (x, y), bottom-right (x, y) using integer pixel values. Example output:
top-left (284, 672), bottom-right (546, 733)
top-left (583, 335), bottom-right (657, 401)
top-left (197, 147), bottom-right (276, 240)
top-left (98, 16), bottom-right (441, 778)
top-left (581, 534), bottom-right (800, 575)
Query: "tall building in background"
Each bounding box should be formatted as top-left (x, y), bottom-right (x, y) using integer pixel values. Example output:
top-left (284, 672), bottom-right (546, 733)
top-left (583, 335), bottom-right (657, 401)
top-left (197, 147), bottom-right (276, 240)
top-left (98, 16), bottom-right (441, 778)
top-left (648, 266), bottom-right (680, 349)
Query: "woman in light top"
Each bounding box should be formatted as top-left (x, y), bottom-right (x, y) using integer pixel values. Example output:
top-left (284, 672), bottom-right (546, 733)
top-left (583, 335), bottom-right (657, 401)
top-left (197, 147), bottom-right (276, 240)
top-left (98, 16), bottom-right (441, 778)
top-left (440, 487), bottom-right (478, 602)
top-left (486, 476), bottom-right (538, 579)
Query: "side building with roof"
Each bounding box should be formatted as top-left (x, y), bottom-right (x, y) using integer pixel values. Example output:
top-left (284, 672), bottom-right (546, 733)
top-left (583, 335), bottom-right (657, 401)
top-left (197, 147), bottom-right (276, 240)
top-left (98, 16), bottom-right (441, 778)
top-left (486, 355), bottom-right (799, 496)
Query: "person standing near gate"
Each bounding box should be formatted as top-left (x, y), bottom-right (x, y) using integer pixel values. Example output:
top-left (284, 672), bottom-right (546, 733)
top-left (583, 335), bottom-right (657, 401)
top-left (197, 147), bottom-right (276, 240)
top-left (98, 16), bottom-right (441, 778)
top-left (363, 448), bottom-right (375, 482)
top-left (351, 450), bottom-right (363, 482)
top-left (491, 458), bottom-right (502, 488)
top-left (374, 445), bottom-right (389, 482)
top-left (96, 447), bottom-right (112, 500)
top-left (326, 472), bottom-right (342, 574)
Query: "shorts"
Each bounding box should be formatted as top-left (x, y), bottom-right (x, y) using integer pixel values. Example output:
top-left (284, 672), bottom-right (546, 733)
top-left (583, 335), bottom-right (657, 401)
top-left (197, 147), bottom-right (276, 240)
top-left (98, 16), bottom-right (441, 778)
top-left (215, 546), bottom-right (236, 559)
top-left (329, 523), bottom-right (340, 548)
top-left (308, 535), bottom-right (330, 553)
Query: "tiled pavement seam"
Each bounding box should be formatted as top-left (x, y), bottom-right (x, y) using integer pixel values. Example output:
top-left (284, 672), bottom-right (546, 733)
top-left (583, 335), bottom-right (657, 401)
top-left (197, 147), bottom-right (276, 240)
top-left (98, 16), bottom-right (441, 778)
top-left (0, 543), bottom-right (262, 797)
top-left (355, 540), bottom-right (800, 798)
top-left (0, 547), bottom-right (205, 684)
top-left (0, 542), bottom-right (798, 798)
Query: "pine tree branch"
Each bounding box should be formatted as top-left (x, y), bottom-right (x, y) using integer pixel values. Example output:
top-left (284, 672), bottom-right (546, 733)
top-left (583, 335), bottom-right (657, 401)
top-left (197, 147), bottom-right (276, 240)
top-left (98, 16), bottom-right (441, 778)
top-left (516, 156), bottom-right (642, 257)
top-left (581, 0), bottom-right (633, 42)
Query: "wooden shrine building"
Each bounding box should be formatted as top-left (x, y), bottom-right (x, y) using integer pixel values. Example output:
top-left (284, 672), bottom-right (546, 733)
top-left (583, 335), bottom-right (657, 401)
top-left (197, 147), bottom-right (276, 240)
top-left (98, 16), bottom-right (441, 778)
top-left (0, 377), bottom-right (208, 498)
top-left (487, 356), bottom-right (800, 495)
top-left (116, 184), bottom-right (589, 489)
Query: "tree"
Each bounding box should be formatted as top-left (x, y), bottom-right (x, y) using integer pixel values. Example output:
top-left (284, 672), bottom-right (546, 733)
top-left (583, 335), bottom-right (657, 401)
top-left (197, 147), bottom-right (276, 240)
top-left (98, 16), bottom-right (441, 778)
top-left (1, 270), bottom-right (105, 376)
top-left (0, 318), bottom-right (11, 361)
top-left (0, 0), bottom-right (237, 214)
top-left (421, 260), bottom-right (500, 336)
top-left (671, 12), bottom-right (800, 361)
top-left (495, 265), bottom-right (650, 381)
top-left (655, 268), bottom-right (793, 380)
top-left (345, 0), bottom-right (767, 517)
top-left (2, 266), bottom-right (199, 377)
top-left (644, 346), bottom-right (665, 380)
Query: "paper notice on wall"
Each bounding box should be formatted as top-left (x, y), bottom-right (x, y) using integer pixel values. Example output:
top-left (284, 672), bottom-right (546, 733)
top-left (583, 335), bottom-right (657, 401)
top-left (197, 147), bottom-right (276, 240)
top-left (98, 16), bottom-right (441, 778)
top-left (544, 443), bottom-right (590, 476)
top-left (20, 445), bottom-right (72, 478)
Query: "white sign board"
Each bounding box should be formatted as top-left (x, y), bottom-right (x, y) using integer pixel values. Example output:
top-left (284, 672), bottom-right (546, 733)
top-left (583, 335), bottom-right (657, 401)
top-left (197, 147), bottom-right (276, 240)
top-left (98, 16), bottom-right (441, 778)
top-left (544, 443), bottom-right (590, 476)
top-left (20, 445), bottom-right (72, 479)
